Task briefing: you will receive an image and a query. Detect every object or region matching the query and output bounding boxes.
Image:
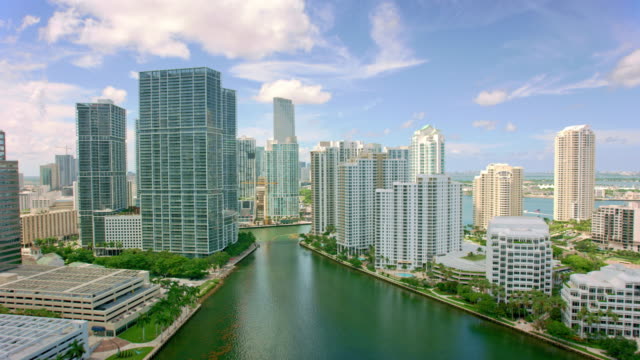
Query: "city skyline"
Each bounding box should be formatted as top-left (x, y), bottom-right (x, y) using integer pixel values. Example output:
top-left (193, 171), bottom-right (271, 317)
top-left (1, 1), bottom-right (639, 175)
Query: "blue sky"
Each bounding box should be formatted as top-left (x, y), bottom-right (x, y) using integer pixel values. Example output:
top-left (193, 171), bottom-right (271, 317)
top-left (1, 0), bottom-right (639, 175)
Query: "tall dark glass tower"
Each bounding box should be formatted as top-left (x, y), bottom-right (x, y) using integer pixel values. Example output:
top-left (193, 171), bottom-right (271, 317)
top-left (0, 130), bottom-right (21, 271)
top-left (138, 68), bottom-right (237, 257)
top-left (77, 100), bottom-right (127, 246)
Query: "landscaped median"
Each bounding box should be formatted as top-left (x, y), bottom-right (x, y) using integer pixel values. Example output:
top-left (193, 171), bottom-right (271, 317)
top-left (299, 240), bottom-right (607, 360)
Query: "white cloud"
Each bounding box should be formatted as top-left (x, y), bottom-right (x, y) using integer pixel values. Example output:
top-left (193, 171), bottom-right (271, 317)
top-left (472, 120), bottom-right (497, 130)
top-left (609, 49), bottom-right (640, 88)
top-left (93, 86), bottom-right (127, 105)
top-left (129, 71), bottom-right (139, 80)
top-left (72, 53), bottom-right (102, 68)
top-left (41, 0), bottom-right (318, 65)
top-left (18, 15), bottom-right (40, 32)
top-left (230, 61), bottom-right (340, 83)
top-left (402, 111), bottom-right (426, 129)
top-left (254, 79), bottom-right (331, 105)
top-left (505, 122), bottom-right (517, 132)
top-left (474, 90), bottom-right (508, 106)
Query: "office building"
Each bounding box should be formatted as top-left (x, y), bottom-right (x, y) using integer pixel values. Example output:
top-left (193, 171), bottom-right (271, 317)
top-left (0, 130), bottom-right (5, 161)
top-left (410, 125), bottom-right (445, 179)
top-left (375, 174), bottom-right (463, 269)
top-left (237, 136), bottom-right (257, 200)
top-left (562, 264), bottom-right (640, 338)
top-left (486, 217), bottom-right (553, 301)
top-left (105, 215), bottom-right (142, 249)
top-left (21, 209), bottom-right (78, 246)
top-left (127, 178), bottom-right (137, 207)
top-left (473, 163), bottom-right (524, 229)
top-left (0, 132), bottom-right (20, 272)
top-left (299, 161), bottom-right (310, 185)
top-left (138, 67), bottom-right (237, 257)
top-left (0, 315), bottom-right (89, 360)
top-left (39, 163), bottom-right (60, 191)
top-left (554, 125), bottom-right (596, 221)
top-left (265, 97), bottom-right (299, 221)
top-left (77, 99), bottom-right (127, 247)
top-left (337, 153), bottom-right (407, 254)
top-left (592, 202), bottom-right (640, 251)
top-left (256, 146), bottom-right (265, 178)
top-left (55, 154), bottom-right (76, 187)
top-left (0, 265), bottom-right (160, 336)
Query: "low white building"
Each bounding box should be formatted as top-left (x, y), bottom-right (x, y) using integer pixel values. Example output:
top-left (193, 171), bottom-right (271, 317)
top-left (0, 314), bottom-right (90, 360)
top-left (104, 214), bottom-right (142, 249)
top-left (486, 216), bottom-right (553, 301)
top-left (562, 264), bottom-right (640, 338)
top-left (592, 202), bottom-right (640, 251)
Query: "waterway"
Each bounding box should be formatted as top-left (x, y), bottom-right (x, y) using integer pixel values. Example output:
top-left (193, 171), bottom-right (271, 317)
top-left (155, 225), bottom-right (583, 360)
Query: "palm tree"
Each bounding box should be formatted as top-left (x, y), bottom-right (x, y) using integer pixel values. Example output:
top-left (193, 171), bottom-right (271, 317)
top-left (137, 312), bottom-right (152, 342)
top-left (64, 339), bottom-right (85, 359)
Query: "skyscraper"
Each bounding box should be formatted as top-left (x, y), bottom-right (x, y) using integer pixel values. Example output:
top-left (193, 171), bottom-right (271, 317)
top-left (40, 163), bottom-right (60, 191)
top-left (0, 130), bottom-right (21, 271)
top-left (554, 125), bottom-right (596, 221)
top-left (473, 163), bottom-right (523, 229)
top-left (237, 136), bottom-right (257, 200)
top-left (266, 97), bottom-right (299, 221)
top-left (410, 125), bottom-right (445, 180)
top-left (255, 146), bottom-right (265, 178)
top-left (77, 99), bottom-right (127, 247)
top-left (55, 154), bottom-right (77, 187)
top-left (375, 174), bottom-right (462, 269)
top-left (138, 67), bottom-right (237, 257)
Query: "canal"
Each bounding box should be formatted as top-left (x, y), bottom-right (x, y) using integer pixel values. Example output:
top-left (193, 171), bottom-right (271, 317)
top-left (155, 225), bottom-right (584, 360)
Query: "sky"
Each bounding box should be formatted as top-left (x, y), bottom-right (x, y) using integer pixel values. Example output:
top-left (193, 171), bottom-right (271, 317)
top-left (1, 0), bottom-right (639, 176)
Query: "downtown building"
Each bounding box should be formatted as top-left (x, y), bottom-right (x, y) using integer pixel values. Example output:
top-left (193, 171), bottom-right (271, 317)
top-left (55, 154), bottom-right (77, 187)
top-left (554, 125), bottom-right (596, 221)
top-left (265, 98), bottom-right (299, 221)
top-left (337, 153), bottom-right (407, 254)
top-left (0, 130), bottom-right (21, 271)
top-left (137, 67), bottom-right (237, 257)
top-left (486, 217), bottom-right (553, 301)
top-left (237, 136), bottom-right (257, 222)
top-left (410, 124), bottom-right (445, 180)
top-left (375, 174), bottom-right (463, 270)
top-left (473, 163), bottom-right (524, 230)
top-left (39, 163), bottom-right (60, 191)
top-left (592, 202), bottom-right (640, 251)
top-left (76, 99), bottom-right (127, 247)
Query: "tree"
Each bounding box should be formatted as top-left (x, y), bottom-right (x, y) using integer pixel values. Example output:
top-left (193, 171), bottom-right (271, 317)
top-left (600, 337), bottom-right (638, 360)
top-left (547, 321), bottom-right (573, 338)
top-left (64, 339), bottom-right (85, 360)
top-left (137, 312), bottom-right (152, 342)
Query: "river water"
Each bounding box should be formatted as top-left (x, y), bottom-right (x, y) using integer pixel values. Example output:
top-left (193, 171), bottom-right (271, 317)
top-left (154, 225), bottom-right (583, 360)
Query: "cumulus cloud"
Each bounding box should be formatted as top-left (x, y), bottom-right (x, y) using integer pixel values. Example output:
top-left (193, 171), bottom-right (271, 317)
top-left (474, 90), bottom-right (508, 106)
top-left (40, 0), bottom-right (318, 65)
top-left (254, 79), bottom-right (331, 105)
top-left (93, 86), bottom-right (127, 105)
top-left (72, 53), bottom-right (102, 68)
top-left (505, 122), bottom-right (517, 132)
top-left (402, 111), bottom-right (425, 129)
top-left (18, 15), bottom-right (40, 32)
top-left (472, 120), bottom-right (497, 130)
top-left (609, 49), bottom-right (640, 88)
top-left (129, 71), bottom-right (139, 80)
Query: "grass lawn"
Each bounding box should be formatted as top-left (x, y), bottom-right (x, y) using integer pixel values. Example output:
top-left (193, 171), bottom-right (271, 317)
top-left (106, 347), bottom-right (154, 360)
top-left (198, 278), bottom-right (220, 297)
top-left (118, 322), bottom-right (160, 343)
top-left (606, 256), bottom-right (640, 265)
top-left (462, 254), bottom-right (486, 261)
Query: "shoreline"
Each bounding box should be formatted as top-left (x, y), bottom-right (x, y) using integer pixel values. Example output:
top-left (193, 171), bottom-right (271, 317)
top-left (299, 241), bottom-right (607, 360)
top-left (239, 222), bottom-right (311, 230)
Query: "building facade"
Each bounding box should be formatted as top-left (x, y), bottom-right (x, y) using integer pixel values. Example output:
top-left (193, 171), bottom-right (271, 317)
top-left (592, 202), bottom-right (640, 251)
top-left (77, 99), bottom-right (127, 247)
top-left (0, 133), bottom-right (20, 272)
top-left (21, 209), bottom-right (78, 246)
top-left (273, 97), bottom-right (295, 143)
top-left (486, 217), bottom-right (553, 301)
top-left (337, 153), bottom-right (407, 254)
top-left (105, 215), bottom-right (142, 249)
top-left (410, 125), bottom-right (445, 180)
top-left (138, 68), bottom-right (237, 257)
top-left (562, 264), bottom-right (640, 338)
top-left (40, 163), bottom-right (60, 191)
top-left (473, 163), bottom-right (524, 229)
top-left (55, 154), bottom-right (77, 187)
top-left (554, 125), bottom-right (596, 221)
top-left (237, 136), bottom-right (257, 200)
top-left (375, 175), bottom-right (463, 270)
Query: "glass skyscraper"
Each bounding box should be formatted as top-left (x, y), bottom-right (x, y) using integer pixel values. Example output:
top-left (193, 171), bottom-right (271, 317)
top-left (77, 100), bottom-right (127, 247)
top-left (273, 97), bottom-right (295, 143)
top-left (55, 154), bottom-right (77, 187)
top-left (237, 136), bottom-right (256, 200)
top-left (0, 130), bottom-right (21, 271)
top-left (138, 67), bottom-right (237, 257)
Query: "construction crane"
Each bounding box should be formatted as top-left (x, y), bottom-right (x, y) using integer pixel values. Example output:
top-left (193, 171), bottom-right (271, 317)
top-left (56, 145), bottom-right (73, 155)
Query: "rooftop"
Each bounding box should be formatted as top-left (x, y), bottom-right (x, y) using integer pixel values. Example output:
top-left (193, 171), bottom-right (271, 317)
top-left (434, 241), bottom-right (486, 272)
top-left (0, 314), bottom-right (86, 360)
top-left (571, 264), bottom-right (640, 289)
top-left (488, 216), bottom-right (549, 237)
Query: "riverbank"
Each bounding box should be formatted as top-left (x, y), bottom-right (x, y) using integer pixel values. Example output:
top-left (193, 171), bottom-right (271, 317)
top-left (299, 241), bottom-right (608, 360)
top-left (240, 221), bottom-right (311, 230)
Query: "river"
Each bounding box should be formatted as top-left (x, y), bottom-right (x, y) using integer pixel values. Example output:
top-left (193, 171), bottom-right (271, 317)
top-left (155, 225), bottom-right (583, 360)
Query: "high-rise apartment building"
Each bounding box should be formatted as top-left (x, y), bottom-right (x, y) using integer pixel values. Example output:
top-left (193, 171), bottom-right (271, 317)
top-left (266, 97), bottom-right (299, 221)
top-left (138, 67), bottom-right (237, 257)
top-left (337, 153), bottom-right (407, 254)
top-left (237, 136), bottom-right (257, 200)
top-left (77, 99), bottom-right (127, 247)
top-left (592, 202), bottom-right (640, 251)
top-left (375, 174), bottom-right (462, 270)
top-left (486, 217), bottom-right (553, 301)
top-left (0, 130), bottom-right (21, 271)
top-left (410, 125), bottom-right (445, 180)
top-left (40, 163), bottom-right (60, 191)
top-left (554, 125), bottom-right (596, 221)
top-left (55, 154), bottom-right (77, 187)
top-left (473, 163), bottom-right (524, 229)
top-left (255, 146), bottom-right (265, 178)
